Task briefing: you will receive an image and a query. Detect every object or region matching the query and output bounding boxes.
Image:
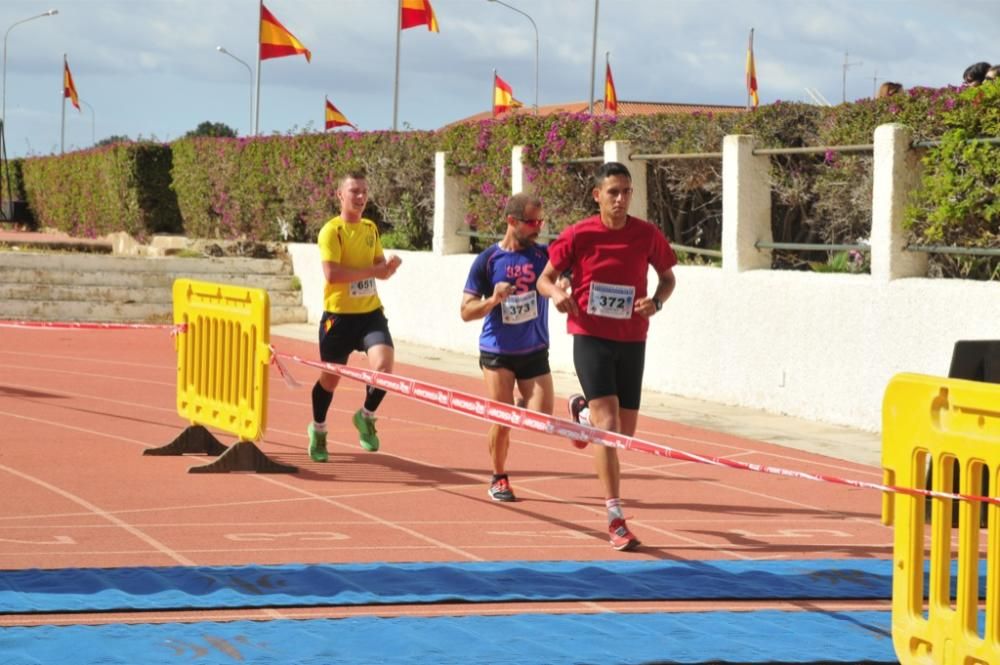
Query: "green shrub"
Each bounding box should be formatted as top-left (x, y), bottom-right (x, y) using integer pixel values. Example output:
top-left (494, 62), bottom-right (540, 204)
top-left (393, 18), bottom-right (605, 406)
top-left (19, 142), bottom-right (181, 238)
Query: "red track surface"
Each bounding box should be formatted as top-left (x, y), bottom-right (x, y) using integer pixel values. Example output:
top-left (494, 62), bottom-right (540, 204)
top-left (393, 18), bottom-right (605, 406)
top-left (0, 326), bottom-right (893, 624)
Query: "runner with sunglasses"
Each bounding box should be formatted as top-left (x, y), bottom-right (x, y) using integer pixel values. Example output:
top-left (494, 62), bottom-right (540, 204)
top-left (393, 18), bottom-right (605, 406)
top-left (461, 193), bottom-right (554, 503)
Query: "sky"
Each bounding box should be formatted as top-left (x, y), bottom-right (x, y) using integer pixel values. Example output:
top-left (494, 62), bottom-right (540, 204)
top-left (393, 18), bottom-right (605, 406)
top-left (0, 0), bottom-right (996, 158)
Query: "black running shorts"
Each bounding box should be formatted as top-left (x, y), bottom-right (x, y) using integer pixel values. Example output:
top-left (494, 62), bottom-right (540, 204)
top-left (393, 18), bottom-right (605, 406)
top-left (573, 335), bottom-right (646, 410)
top-left (318, 309), bottom-right (394, 364)
top-left (479, 348), bottom-right (551, 380)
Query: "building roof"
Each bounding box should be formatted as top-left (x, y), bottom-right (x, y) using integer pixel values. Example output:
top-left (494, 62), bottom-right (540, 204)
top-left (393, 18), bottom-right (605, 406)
top-left (447, 99), bottom-right (746, 127)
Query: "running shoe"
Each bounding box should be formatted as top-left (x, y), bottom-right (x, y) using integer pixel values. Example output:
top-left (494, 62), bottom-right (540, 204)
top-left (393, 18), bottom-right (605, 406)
top-left (353, 409), bottom-right (380, 452)
top-left (608, 517), bottom-right (641, 551)
top-left (307, 423), bottom-right (328, 463)
top-left (567, 393), bottom-right (590, 449)
top-left (488, 476), bottom-right (516, 502)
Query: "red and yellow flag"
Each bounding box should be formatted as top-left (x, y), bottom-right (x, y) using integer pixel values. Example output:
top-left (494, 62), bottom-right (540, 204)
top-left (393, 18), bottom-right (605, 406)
top-left (401, 0), bottom-right (439, 32)
top-left (325, 98), bottom-right (356, 130)
top-left (604, 62), bottom-right (618, 115)
top-left (492, 74), bottom-right (523, 117)
top-left (746, 28), bottom-right (758, 110)
top-left (260, 3), bottom-right (311, 62)
top-left (63, 58), bottom-right (80, 111)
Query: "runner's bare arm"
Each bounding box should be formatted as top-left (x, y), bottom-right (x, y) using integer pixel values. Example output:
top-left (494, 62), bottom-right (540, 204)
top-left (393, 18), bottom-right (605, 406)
top-left (322, 256), bottom-right (400, 284)
top-left (460, 283), bottom-right (512, 322)
top-left (636, 267), bottom-right (676, 318)
top-left (538, 261), bottom-right (578, 316)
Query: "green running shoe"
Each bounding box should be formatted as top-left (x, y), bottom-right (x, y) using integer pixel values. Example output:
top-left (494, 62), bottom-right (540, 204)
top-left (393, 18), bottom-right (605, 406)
top-left (307, 423), bottom-right (328, 462)
top-left (353, 409), bottom-right (380, 452)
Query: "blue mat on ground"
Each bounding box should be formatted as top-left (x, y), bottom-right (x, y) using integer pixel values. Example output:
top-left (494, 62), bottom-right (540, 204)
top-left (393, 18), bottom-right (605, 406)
top-left (0, 610), bottom-right (897, 664)
top-left (0, 559), bottom-right (911, 613)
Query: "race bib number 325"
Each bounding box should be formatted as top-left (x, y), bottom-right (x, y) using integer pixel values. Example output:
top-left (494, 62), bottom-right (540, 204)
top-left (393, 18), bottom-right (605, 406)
top-left (587, 282), bottom-right (635, 319)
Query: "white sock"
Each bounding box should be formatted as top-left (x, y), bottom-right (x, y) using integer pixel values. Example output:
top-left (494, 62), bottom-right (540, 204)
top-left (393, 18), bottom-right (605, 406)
top-left (606, 498), bottom-right (624, 523)
top-left (579, 407), bottom-right (591, 427)
top-left (361, 407), bottom-right (375, 418)
top-left (312, 421), bottom-right (327, 432)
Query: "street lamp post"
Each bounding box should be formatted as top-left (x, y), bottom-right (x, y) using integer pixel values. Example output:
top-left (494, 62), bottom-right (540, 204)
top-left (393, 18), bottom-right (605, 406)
top-left (486, 0), bottom-right (539, 114)
top-left (216, 46), bottom-right (254, 135)
top-left (2, 9), bottom-right (59, 126)
top-left (79, 98), bottom-right (95, 145)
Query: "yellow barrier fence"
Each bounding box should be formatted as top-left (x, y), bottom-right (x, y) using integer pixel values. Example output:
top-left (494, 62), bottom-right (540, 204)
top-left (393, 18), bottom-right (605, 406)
top-left (144, 278), bottom-right (296, 473)
top-left (883, 373), bottom-right (999, 664)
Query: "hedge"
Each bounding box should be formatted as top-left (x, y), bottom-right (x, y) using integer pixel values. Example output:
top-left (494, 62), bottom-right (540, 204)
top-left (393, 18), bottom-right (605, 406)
top-left (7, 84), bottom-right (998, 278)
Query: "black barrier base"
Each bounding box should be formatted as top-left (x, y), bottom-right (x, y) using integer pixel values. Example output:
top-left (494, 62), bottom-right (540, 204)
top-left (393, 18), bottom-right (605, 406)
top-left (144, 425), bottom-right (228, 456)
top-left (187, 440), bottom-right (298, 474)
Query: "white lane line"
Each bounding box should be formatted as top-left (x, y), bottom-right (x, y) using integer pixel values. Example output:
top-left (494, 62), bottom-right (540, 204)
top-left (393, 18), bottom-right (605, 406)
top-left (251, 474), bottom-right (485, 561)
top-left (0, 463), bottom-right (195, 566)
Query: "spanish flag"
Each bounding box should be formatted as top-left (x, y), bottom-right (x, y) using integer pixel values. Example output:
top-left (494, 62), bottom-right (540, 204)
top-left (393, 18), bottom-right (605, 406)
top-left (401, 0), bottom-right (439, 32)
top-left (260, 3), bottom-right (311, 62)
top-left (325, 98), bottom-right (356, 130)
top-left (63, 58), bottom-right (80, 111)
top-left (604, 62), bottom-right (618, 115)
top-left (746, 28), bottom-right (758, 110)
top-left (492, 73), bottom-right (522, 117)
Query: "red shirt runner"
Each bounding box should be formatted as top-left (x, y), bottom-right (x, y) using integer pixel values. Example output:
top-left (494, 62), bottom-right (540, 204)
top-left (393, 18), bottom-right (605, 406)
top-left (547, 214), bottom-right (677, 342)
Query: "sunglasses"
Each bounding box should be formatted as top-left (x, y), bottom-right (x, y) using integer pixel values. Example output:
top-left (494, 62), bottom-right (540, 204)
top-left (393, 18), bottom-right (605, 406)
top-left (518, 218), bottom-right (545, 227)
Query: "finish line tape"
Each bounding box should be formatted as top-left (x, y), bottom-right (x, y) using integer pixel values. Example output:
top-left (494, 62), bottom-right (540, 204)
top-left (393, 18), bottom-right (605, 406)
top-left (0, 320), bottom-right (186, 334)
top-left (5, 320), bottom-right (992, 507)
top-left (271, 350), bottom-right (1000, 508)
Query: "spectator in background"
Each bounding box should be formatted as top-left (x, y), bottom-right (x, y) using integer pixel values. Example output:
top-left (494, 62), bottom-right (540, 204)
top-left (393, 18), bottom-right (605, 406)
top-left (877, 82), bottom-right (903, 98)
top-left (985, 66), bottom-right (1000, 83)
top-left (963, 62), bottom-right (991, 86)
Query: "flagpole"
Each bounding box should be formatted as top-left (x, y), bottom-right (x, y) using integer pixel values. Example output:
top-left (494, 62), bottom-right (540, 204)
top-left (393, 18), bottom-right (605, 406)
top-left (605, 50), bottom-right (609, 112)
top-left (588, 0), bottom-right (599, 114)
top-left (392, 0), bottom-right (402, 131)
top-left (60, 54), bottom-right (66, 154)
top-left (324, 95), bottom-right (327, 133)
top-left (746, 28), bottom-right (753, 111)
top-left (491, 68), bottom-right (496, 116)
top-left (253, 0), bottom-right (263, 135)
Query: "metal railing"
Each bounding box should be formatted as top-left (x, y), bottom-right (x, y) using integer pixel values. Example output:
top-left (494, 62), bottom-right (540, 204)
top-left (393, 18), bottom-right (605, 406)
top-left (752, 143), bottom-right (874, 157)
top-left (629, 151), bottom-right (722, 161)
top-left (755, 241), bottom-right (870, 253)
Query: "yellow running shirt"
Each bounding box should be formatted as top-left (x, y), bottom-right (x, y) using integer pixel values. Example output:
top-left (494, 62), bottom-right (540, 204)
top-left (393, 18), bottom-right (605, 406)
top-left (317, 216), bottom-right (384, 314)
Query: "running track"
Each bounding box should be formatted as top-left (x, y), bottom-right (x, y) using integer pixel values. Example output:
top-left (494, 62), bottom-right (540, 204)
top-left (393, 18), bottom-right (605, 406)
top-left (0, 326), bottom-right (894, 639)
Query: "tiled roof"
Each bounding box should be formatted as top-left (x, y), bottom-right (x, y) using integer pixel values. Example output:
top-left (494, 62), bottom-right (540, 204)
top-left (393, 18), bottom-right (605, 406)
top-left (446, 100), bottom-right (745, 127)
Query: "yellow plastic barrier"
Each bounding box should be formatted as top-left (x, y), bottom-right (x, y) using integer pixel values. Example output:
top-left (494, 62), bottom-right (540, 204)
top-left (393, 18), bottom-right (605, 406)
top-left (174, 278), bottom-right (270, 441)
top-left (882, 373), bottom-right (1000, 664)
top-left (145, 279), bottom-right (295, 473)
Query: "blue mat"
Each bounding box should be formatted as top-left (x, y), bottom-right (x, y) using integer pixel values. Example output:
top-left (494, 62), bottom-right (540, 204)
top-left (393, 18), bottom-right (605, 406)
top-left (0, 559), bottom-right (904, 614)
top-left (0, 610), bottom-right (897, 664)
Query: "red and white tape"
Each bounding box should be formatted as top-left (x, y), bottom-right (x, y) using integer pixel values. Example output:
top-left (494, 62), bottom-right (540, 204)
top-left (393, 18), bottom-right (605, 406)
top-left (0, 320), bottom-right (186, 334)
top-left (6, 319), bottom-right (992, 507)
top-left (271, 350), bottom-right (1000, 507)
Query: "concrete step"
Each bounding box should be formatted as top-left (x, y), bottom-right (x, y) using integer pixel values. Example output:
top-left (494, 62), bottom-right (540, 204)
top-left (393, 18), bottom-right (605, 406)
top-left (0, 300), bottom-right (308, 325)
top-left (0, 250), bottom-right (308, 324)
top-left (0, 283), bottom-right (304, 307)
top-left (0, 251), bottom-right (292, 275)
top-left (0, 268), bottom-right (300, 291)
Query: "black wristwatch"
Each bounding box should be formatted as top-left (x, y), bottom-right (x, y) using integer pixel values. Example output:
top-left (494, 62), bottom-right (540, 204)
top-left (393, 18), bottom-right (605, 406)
top-left (652, 296), bottom-right (662, 312)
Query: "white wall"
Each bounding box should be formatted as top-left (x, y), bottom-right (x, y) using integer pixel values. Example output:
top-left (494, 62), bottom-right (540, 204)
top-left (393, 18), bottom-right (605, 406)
top-left (288, 242), bottom-right (1000, 433)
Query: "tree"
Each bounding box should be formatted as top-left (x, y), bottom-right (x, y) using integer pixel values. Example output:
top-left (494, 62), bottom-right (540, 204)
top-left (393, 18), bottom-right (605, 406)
top-left (185, 121), bottom-right (237, 139)
top-left (95, 135), bottom-right (131, 147)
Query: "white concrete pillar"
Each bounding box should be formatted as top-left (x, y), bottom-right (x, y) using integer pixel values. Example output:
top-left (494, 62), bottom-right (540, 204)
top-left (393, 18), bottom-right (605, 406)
top-left (511, 145), bottom-right (525, 194)
top-left (432, 151), bottom-right (469, 256)
top-left (603, 140), bottom-right (647, 221)
top-left (722, 134), bottom-right (772, 273)
top-left (871, 123), bottom-right (927, 281)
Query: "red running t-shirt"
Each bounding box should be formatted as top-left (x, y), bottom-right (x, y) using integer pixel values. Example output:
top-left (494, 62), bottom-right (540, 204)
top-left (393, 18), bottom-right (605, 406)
top-left (547, 215), bottom-right (677, 342)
